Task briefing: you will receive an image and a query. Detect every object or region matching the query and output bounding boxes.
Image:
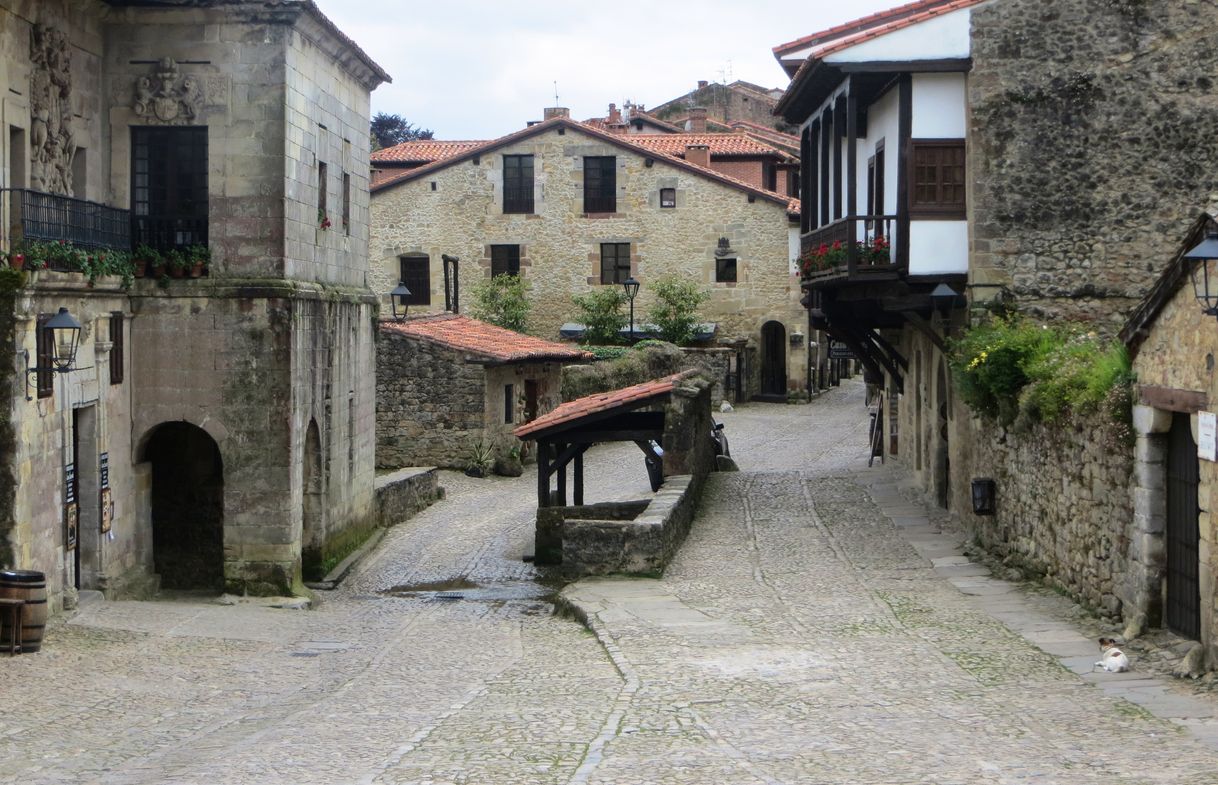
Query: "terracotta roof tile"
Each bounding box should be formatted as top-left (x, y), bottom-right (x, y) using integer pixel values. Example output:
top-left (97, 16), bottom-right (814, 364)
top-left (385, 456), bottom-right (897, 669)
top-left (514, 371), bottom-right (693, 439)
top-left (372, 140), bottom-right (485, 163)
top-left (627, 133), bottom-right (792, 159)
top-left (772, 0), bottom-right (981, 57)
top-left (380, 314), bottom-right (592, 364)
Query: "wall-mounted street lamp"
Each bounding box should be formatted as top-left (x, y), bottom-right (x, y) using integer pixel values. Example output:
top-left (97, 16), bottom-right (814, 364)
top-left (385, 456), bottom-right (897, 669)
top-left (622, 276), bottom-right (640, 341)
top-left (390, 281), bottom-right (412, 322)
top-left (25, 307), bottom-right (83, 400)
top-left (1184, 230), bottom-right (1218, 319)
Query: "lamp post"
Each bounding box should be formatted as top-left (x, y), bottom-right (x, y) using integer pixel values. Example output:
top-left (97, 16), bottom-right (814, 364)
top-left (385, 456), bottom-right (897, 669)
top-left (622, 276), bottom-right (640, 341)
top-left (1184, 230), bottom-right (1218, 319)
top-left (25, 306), bottom-right (82, 400)
top-left (389, 281), bottom-right (412, 322)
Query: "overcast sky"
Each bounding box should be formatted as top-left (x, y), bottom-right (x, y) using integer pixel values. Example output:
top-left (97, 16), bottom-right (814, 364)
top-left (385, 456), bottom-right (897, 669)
top-left (313, 0), bottom-right (901, 139)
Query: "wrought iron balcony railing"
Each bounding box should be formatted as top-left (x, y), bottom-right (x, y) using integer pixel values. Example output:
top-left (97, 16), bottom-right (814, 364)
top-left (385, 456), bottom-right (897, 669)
top-left (2, 188), bottom-right (130, 252)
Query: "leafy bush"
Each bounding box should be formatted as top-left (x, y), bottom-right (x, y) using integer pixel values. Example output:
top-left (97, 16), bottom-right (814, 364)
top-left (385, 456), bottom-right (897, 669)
top-left (471, 274), bottom-right (530, 332)
top-left (949, 315), bottom-right (1133, 428)
top-left (582, 345), bottom-right (630, 361)
top-left (646, 276), bottom-right (708, 346)
top-left (572, 288), bottom-right (627, 345)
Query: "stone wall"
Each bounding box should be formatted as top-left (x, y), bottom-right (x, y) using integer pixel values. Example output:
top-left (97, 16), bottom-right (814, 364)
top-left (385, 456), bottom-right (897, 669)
top-left (368, 123), bottom-right (806, 377)
top-left (562, 343), bottom-right (752, 406)
top-left (374, 467), bottom-right (441, 528)
top-left (968, 0), bottom-right (1218, 329)
top-left (375, 331), bottom-right (486, 469)
top-left (951, 406), bottom-right (1134, 618)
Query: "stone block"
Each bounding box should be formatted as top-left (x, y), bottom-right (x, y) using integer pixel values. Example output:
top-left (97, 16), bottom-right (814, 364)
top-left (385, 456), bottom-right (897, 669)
top-left (1133, 406), bottom-right (1173, 436)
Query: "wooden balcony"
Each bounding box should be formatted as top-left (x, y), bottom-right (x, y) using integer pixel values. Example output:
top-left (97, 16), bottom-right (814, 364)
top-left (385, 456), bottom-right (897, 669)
top-left (799, 214), bottom-right (901, 285)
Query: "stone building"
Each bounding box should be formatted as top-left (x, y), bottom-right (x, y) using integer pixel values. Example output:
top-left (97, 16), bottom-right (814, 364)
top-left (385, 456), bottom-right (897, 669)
top-left (0, 0), bottom-right (389, 609)
top-left (649, 80), bottom-right (789, 133)
top-left (376, 314), bottom-right (591, 469)
top-left (369, 112), bottom-right (810, 400)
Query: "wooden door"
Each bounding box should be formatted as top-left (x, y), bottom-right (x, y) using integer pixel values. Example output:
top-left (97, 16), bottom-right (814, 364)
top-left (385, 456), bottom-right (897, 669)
top-left (1166, 413), bottom-right (1201, 640)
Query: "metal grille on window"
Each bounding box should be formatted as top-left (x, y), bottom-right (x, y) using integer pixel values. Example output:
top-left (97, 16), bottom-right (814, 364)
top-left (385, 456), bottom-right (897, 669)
top-left (131, 126), bottom-right (208, 249)
top-left (398, 256), bottom-right (431, 305)
top-left (503, 155), bottom-right (534, 214)
top-left (110, 312), bottom-right (124, 385)
top-left (491, 245), bottom-right (521, 277)
top-left (584, 157), bottom-right (616, 213)
top-left (600, 243), bottom-right (630, 284)
top-left (716, 257), bottom-right (737, 283)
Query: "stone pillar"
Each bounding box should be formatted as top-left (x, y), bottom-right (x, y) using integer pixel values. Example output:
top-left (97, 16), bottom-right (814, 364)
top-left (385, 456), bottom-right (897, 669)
top-left (1123, 404), bottom-right (1172, 638)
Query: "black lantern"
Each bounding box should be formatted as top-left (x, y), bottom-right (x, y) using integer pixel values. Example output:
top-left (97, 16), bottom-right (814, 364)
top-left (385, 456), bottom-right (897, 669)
top-left (389, 281), bottom-right (412, 322)
top-left (25, 306), bottom-right (82, 400)
top-left (1185, 230), bottom-right (1218, 318)
top-left (930, 283), bottom-right (960, 315)
top-left (622, 276), bottom-right (640, 340)
top-left (971, 478), bottom-right (996, 516)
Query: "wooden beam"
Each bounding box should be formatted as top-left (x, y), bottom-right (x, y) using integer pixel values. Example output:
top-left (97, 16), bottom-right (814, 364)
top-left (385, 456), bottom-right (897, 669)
top-left (537, 441), bottom-right (551, 508)
top-left (574, 451), bottom-right (584, 506)
top-left (1138, 385), bottom-right (1208, 413)
top-left (896, 73), bottom-right (911, 271)
top-left (837, 58), bottom-right (972, 74)
top-left (556, 442), bottom-right (567, 506)
top-left (820, 106), bottom-right (832, 226)
top-left (634, 440), bottom-right (662, 461)
top-left (846, 76), bottom-right (859, 275)
top-left (902, 312), bottom-right (948, 354)
top-left (869, 330), bottom-right (909, 370)
top-left (562, 429), bottom-right (663, 445)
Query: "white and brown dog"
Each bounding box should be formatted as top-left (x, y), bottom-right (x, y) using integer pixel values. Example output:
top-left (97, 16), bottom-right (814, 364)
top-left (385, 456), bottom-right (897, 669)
top-left (1095, 637), bottom-right (1130, 673)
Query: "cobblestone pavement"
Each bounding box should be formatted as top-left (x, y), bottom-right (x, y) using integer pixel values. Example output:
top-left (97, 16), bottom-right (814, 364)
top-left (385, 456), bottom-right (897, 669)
top-left (5, 380), bottom-right (1218, 783)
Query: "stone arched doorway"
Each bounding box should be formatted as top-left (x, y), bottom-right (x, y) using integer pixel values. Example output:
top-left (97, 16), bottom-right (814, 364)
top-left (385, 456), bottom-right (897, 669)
top-left (934, 357), bottom-right (951, 508)
top-left (302, 419), bottom-right (327, 580)
top-left (144, 422), bottom-right (224, 591)
top-left (760, 321), bottom-right (787, 398)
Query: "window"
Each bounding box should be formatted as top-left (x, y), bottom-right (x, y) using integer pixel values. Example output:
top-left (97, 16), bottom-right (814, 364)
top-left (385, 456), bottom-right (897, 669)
top-left (504, 384), bottom-right (514, 424)
top-left (600, 242), bottom-right (631, 284)
top-left (131, 126), bottom-right (208, 248)
top-left (35, 313), bottom-right (52, 399)
top-left (110, 312), bottom-right (124, 385)
top-left (342, 171), bottom-right (351, 234)
top-left (491, 245), bottom-right (521, 277)
top-left (584, 156), bottom-right (616, 213)
top-left (910, 140), bottom-right (965, 218)
top-left (503, 155), bottom-right (534, 213)
top-left (716, 257), bottom-right (737, 283)
top-left (398, 256), bottom-right (431, 305)
top-left (660, 188), bottom-right (676, 209)
top-left (317, 160), bottom-right (328, 223)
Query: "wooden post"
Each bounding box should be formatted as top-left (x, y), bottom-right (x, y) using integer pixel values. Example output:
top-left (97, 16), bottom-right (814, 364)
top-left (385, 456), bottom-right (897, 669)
top-left (537, 440), bottom-right (550, 507)
top-left (573, 449), bottom-right (584, 506)
top-left (556, 442), bottom-right (567, 506)
top-left (846, 76), bottom-right (858, 275)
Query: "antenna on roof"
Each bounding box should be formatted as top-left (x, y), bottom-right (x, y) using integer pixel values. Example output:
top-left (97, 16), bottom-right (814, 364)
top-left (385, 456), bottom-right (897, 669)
top-left (553, 81), bottom-right (559, 104)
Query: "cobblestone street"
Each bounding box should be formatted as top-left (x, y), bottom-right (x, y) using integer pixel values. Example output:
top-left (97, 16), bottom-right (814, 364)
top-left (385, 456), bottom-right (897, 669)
top-left (6, 381), bottom-right (1218, 783)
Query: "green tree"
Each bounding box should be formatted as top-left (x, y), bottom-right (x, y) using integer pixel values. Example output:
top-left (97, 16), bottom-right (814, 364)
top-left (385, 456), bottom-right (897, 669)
top-left (471, 274), bottom-right (530, 332)
top-left (572, 288), bottom-right (627, 345)
top-left (647, 276), bottom-right (708, 346)
top-left (370, 113), bottom-right (434, 151)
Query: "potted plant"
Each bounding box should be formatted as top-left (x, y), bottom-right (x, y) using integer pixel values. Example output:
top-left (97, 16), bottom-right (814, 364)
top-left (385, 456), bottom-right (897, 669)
top-left (464, 439), bottom-right (495, 478)
top-left (187, 244), bottom-right (210, 278)
top-left (133, 243), bottom-right (158, 278)
top-left (165, 248), bottom-right (189, 278)
top-left (5, 249), bottom-right (25, 270)
top-left (318, 209), bottom-right (332, 231)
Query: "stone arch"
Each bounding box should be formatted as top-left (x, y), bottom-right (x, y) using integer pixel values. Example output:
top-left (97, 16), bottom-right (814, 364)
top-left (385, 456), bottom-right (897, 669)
top-left (143, 422), bottom-right (224, 591)
top-left (302, 418), bottom-right (327, 580)
top-left (760, 321), bottom-right (787, 397)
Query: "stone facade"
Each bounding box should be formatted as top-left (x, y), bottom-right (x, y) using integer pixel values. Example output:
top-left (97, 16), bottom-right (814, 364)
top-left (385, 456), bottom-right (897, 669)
top-left (369, 119), bottom-right (808, 394)
top-left (0, 0), bottom-right (388, 607)
top-left (650, 81), bottom-right (787, 132)
top-left (968, 0), bottom-right (1218, 329)
top-left (375, 329), bottom-right (565, 469)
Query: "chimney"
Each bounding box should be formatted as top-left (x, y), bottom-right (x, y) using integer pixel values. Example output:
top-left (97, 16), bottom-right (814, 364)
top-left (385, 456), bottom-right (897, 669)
top-left (685, 143), bottom-right (710, 169)
top-left (697, 80), bottom-right (708, 90)
top-left (689, 106), bottom-right (708, 133)
top-left (543, 107), bottom-right (570, 120)
top-left (607, 103), bottom-right (622, 124)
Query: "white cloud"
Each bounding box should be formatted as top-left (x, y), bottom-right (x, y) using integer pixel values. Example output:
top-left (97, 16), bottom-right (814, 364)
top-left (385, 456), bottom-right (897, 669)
top-left (315, 0), bottom-right (902, 138)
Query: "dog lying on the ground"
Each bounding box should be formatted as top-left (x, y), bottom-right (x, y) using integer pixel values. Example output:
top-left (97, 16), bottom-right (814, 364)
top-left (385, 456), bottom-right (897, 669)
top-left (1095, 637), bottom-right (1130, 672)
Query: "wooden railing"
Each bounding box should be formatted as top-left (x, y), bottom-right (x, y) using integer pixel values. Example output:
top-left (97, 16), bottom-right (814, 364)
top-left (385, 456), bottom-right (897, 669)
top-left (799, 214), bottom-right (899, 280)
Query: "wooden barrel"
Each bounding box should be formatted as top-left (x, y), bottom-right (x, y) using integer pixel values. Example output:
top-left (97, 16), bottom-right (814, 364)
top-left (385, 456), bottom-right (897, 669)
top-left (0, 570), bottom-right (47, 653)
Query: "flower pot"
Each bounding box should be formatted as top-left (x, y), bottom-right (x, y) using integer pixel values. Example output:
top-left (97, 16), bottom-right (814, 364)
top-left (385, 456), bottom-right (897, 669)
top-left (9, 254), bottom-right (25, 271)
top-left (189, 262), bottom-right (204, 278)
top-left (134, 258), bottom-right (148, 278)
top-left (169, 266), bottom-right (187, 279)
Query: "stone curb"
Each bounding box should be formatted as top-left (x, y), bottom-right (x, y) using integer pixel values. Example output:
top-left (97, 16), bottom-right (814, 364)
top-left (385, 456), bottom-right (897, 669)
top-left (305, 526), bottom-right (390, 591)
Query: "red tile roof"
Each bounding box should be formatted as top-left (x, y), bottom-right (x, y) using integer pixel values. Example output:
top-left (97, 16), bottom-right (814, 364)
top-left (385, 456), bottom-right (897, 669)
top-left (380, 314), bottom-right (593, 365)
top-left (582, 113), bottom-right (684, 134)
top-left (628, 133), bottom-right (792, 159)
top-left (514, 371), bottom-right (693, 439)
top-left (772, 0), bottom-right (982, 58)
top-left (372, 140), bottom-right (485, 164)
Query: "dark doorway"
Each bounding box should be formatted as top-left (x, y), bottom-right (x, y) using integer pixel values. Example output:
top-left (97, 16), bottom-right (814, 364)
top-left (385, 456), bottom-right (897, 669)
top-left (302, 419), bottom-right (325, 580)
top-left (1165, 413), bottom-right (1201, 640)
top-left (934, 359), bottom-right (950, 509)
top-left (146, 423), bottom-right (224, 591)
top-left (759, 321), bottom-right (787, 399)
top-left (524, 380), bottom-right (540, 423)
